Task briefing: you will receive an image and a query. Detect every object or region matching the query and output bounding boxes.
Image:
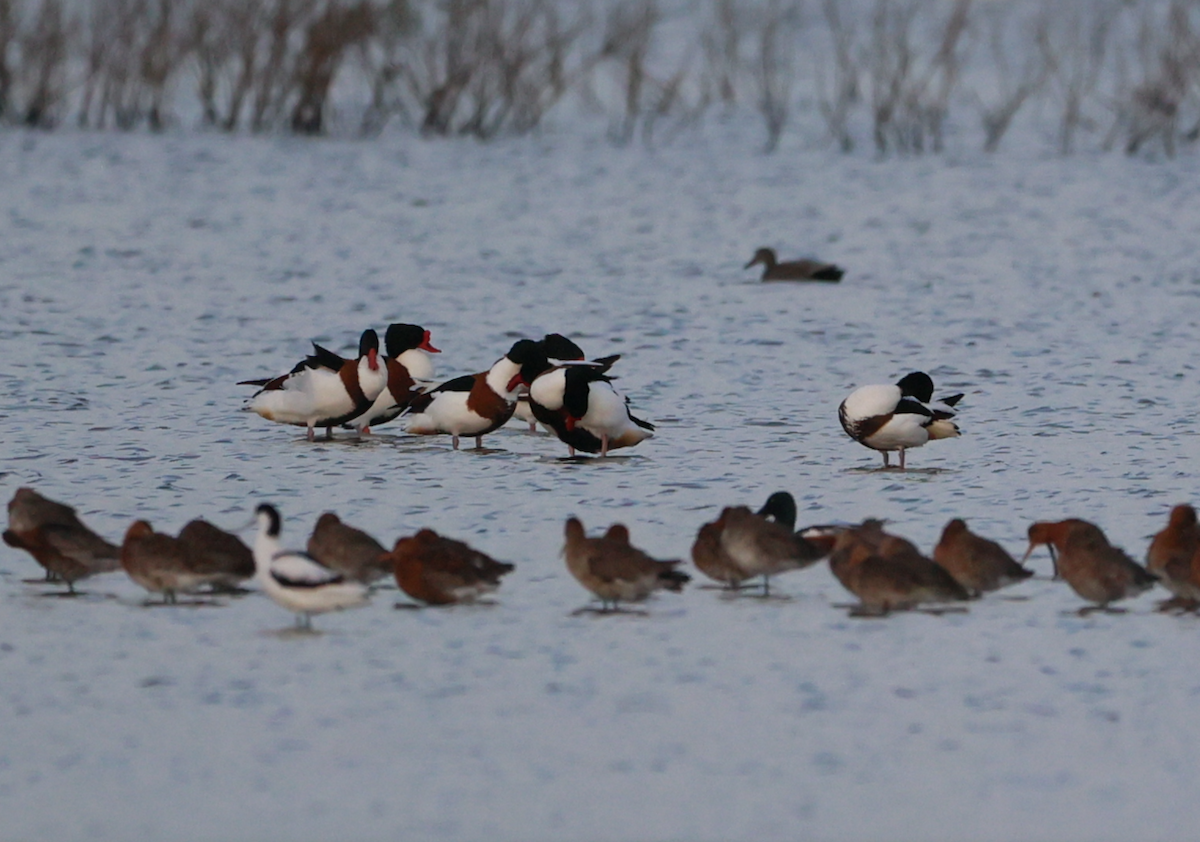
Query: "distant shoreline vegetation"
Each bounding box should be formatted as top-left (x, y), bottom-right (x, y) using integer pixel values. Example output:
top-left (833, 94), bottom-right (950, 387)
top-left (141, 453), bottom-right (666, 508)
top-left (0, 0), bottom-right (1196, 156)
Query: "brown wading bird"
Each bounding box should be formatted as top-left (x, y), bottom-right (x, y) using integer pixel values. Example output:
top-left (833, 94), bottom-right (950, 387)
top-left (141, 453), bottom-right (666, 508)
top-left (563, 517), bottom-right (689, 612)
top-left (1016, 517), bottom-right (1091, 581)
top-left (691, 518), bottom-right (745, 590)
top-left (1024, 519), bottom-right (1157, 613)
top-left (932, 518), bottom-right (1034, 595)
top-left (3, 487), bottom-right (120, 593)
top-left (744, 247), bottom-right (844, 282)
top-left (306, 512), bottom-right (391, 585)
top-left (1144, 504), bottom-right (1200, 610)
top-left (385, 529), bottom-right (514, 606)
top-left (691, 492), bottom-right (827, 595)
top-left (121, 520), bottom-right (253, 604)
top-left (176, 519), bottom-right (255, 591)
top-left (828, 520), bottom-right (971, 615)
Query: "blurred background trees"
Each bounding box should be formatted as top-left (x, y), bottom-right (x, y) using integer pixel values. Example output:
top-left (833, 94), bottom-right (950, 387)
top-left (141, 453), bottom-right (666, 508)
top-left (0, 0), bottom-right (1198, 158)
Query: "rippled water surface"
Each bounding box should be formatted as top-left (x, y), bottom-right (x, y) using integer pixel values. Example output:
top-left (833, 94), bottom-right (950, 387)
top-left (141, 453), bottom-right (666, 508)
top-left (2, 131), bottom-right (1199, 841)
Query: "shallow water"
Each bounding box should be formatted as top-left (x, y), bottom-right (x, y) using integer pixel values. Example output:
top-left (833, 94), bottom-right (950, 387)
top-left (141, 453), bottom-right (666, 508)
top-left (1, 130), bottom-right (1199, 841)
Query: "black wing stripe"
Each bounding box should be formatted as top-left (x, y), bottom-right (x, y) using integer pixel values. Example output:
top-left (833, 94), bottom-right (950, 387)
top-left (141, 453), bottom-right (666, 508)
top-left (431, 374), bottom-right (477, 394)
top-left (895, 397), bottom-right (934, 417)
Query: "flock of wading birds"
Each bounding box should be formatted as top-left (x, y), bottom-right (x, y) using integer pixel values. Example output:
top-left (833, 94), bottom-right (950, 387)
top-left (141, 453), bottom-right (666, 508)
top-left (4, 481), bottom-right (1200, 628)
top-left (5, 323), bottom-right (1199, 626)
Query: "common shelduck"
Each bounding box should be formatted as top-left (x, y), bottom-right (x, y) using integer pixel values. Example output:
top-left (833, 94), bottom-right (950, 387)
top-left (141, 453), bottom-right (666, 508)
top-left (384, 529), bottom-right (514, 606)
top-left (252, 504), bottom-right (370, 629)
top-left (932, 518), bottom-right (1033, 595)
top-left (121, 520), bottom-right (251, 604)
top-left (1024, 519), bottom-right (1157, 613)
top-left (305, 512), bottom-right (390, 585)
top-left (176, 519), bottom-right (255, 590)
top-left (694, 491), bottom-right (826, 595)
top-left (404, 339), bottom-right (542, 449)
top-left (241, 328), bottom-right (387, 441)
top-left (838, 371), bottom-right (963, 469)
top-left (745, 247), bottom-right (844, 281)
top-left (513, 335), bottom-right (623, 442)
top-left (3, 487), bottom-right (120, 593)
top-left (513, 333), bottom-right (589, 432)
top-left (828, 520), bottom-right (971, 615)
top-left (525, 361), bottom-right (653, 457)
top-left (348, 323), bottom-right (440, 434)
top-left (562, 517), bottom-right (689, 612)
top-left (1145, 505), bottom-right (1200, 608)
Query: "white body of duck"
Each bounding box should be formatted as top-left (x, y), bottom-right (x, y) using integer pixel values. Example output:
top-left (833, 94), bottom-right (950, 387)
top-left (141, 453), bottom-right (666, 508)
top-left (252, 504), bottom-right (369, 628)
top-left (838, 371), bottom-right (961, 469)
top-left (528, 365), bottom-right (653, 457)
top-left (245, 329), bottom-right (387, 441)
top-left (513, 394), bottom-right (540, 432)
top-left (405, 340), bottom-right (541, 449)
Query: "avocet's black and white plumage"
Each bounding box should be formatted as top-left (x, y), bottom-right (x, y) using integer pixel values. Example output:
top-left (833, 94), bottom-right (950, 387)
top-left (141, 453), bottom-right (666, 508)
top-left (838, 372), bottom-right (962, 469)
top-left (252, 504), bottom-right (369, 629)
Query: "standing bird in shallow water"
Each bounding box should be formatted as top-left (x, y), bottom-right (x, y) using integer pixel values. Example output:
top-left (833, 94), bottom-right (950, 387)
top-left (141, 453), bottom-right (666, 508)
top-left (691, 516), bottom-right (747, 590)
top-left (241, 329), bottom-right (387, 441)
top-left (513, 337), bottom-right (637, 456)
top-left (3, 487), bottom-right (120, 593)
top-left (252, 504), bottom-right (369, 630)
top-left (176, 519), bottom-right (255, 592)
top-left (306, 512), bottom-right (391, 585)
top-left (744, 247), bottom-right (844, 282)
top-left (512, 333), bottom-right (622, 435)
top-left (525, 361), bottom-right (654, 457)
top-left (405, 339), bottom-right (542, 450)
top-left (348, 323), bottom-right (440, 434)
top-left (695, 491), bottom-right (826, 596)
top-left (1144, 505), bottom-right (1200, 609)
top-left (121, 521), bottom-right (245, 604)
top-left (828, 521), bottom-right (971, 615)
top-left (1024, 519), bottom-right (1157, 613)
top-left (838, 371), bottom-right (962, 469)
top-left (933, 518), bottom-right (1034, 595)
top-left (513, 333), bottom-right (585, 432)
top-left (384, 529), bottom-right (514, 606)
top-left (562, 517), bottom-right (689, 611)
